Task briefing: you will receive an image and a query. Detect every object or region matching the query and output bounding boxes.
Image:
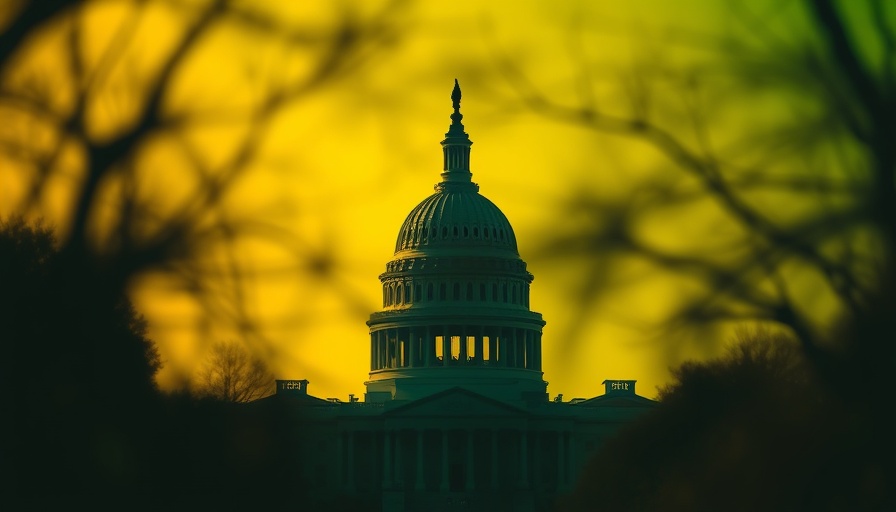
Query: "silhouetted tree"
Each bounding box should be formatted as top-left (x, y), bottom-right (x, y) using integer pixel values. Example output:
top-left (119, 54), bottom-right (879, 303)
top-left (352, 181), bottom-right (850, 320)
top-left (555, 326), bottom-right (888, 512)
top-left (0, 1), bottom-right (403, 508)
top-left (198, 340), bottom-right (275, 402)
top-left (1, 216), bottom-right (165, 504)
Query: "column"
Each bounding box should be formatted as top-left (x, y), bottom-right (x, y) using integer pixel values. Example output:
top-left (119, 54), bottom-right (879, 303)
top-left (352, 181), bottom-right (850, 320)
top-left (535, 332), bottom-right (542, 371)
top-left (518, 430), bottom-right (528, 488)
top-left (373, 332), bottom-right (379, 370)
top-left (489, 334), bottom-right (497, 365)
top-left (416, 430), bottom-right (425, 491)
top-left (402, 328), bottom-right (410, 367)
top-left (475, 326), bottom-right (484, 364)
top-left (389, 329), bottom-right (396, 368)
top-left (395, 430), bottom-right (403, 486)
top-left (519, 329), bottom-right (526, 368)
top-left (337, 430), bottom-right (344, 489)
top-left (409, 328), bottom-right (417, 368)
top-left (525, 331), bottom-right (532, 370)
top-left (465, 429), bottom-right (475, 490)
top-left (491, 429), bottom-right (499, 489)
top-left (442, 328), bottom-right (450, 367)
top-left (534, 430), bottom-right (541, 487)
top-left (370, 334), bottom-right (376, 371)
top-left (499, 335), bottom-right (508, 368)
top-left (383, 430), bottom-right (392, 488)
top-left (459, 326), bottom-right (468, 363)
top-left (557, 431), bottom-right (566, 488)
top-left (347, 431), bottom-right (355, 492)
top-left (440, 430), bottom-right (449, 491)
top-left (425, 326), bottom-right (433, 367)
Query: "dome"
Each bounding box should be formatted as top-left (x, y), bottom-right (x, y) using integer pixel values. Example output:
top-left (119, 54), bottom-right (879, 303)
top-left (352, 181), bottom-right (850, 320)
top-left (365, 80), bottom-right (546, 405)
top-left (394, 182), bottom-right (518, 254)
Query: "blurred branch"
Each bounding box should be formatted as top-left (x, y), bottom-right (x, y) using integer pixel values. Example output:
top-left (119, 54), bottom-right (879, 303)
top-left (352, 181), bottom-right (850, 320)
top-left (498, 0), bottom-right (895, 361)
top-left (0, 0), bottom-right (403, 388)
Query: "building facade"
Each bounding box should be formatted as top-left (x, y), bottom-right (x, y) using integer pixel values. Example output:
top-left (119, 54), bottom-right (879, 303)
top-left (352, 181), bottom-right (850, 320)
top-left (256, 81), bottom-right (656, 512)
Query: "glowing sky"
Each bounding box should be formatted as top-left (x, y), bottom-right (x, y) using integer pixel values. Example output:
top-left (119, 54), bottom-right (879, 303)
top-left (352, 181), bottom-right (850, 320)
top-left (2, 0), bottom-right (831, 401)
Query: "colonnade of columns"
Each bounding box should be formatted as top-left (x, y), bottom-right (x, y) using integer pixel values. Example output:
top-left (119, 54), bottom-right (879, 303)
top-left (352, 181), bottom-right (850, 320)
top-left (336, 428), bottom-right (569, 493)
top-left (370, 326), bottom-right (542, 371)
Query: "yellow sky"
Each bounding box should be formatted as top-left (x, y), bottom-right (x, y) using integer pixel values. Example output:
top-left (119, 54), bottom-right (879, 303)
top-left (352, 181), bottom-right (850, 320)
top-left (3, 0), bottom-right (827, 401)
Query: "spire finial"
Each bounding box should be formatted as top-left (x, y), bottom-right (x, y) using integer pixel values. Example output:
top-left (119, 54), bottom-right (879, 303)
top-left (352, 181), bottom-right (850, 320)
top-left (439, 79), bottom-right (475, 188)
top-left (448, 78), bottom-right (464, 130)
top-left (452, 78), bottom-right (461, 113)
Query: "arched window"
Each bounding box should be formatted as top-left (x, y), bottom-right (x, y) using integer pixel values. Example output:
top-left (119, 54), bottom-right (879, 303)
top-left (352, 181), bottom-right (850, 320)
top-left (466, 282), bottom-right (473, 300)
top-left (512, 284), bottom-right (518, 304)
top-left (453, 226), bottom-right (458, 238)
top-left (473, 227), bottom-right (479, 238)
top-left (427, 282), bottom-right (434, 300)
top-left (442, 226), bottom-right (448, 238)
top-left (492, 283), bottom-right (498, 302)
top-left (415, 284), bottom-right (422, 303)
top-left (397, 284), bottom-right (403, 304)
top-left (388, 285), bottom-right (394, 305)
top-left (502, 283), bottom-right (508, 303)
top-left (453, 282), bottom-right (460, 300)
top-left (439, 282), bottom-right (447, 300)
top-left (480, 283), bottom-right (486, 301)
top-left (463, 226), bottom-right (469, 237)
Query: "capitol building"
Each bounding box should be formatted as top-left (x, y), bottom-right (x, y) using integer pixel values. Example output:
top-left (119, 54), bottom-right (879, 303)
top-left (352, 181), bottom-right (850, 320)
top-left (254, 81), bottom-right (655, 512)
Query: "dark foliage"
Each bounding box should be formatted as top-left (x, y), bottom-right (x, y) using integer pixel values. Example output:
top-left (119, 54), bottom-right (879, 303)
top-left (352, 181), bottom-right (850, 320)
top-left (555, 325), bottom-right (894, 512)
top-left (1, 0), bottom-right (400, 507)
top-left (0, 218), bottom-right (309, 509)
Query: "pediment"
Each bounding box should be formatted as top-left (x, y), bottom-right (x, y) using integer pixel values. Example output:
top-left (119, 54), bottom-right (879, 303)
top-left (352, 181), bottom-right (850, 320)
top-left (385, 387), bottom-right (526, 418)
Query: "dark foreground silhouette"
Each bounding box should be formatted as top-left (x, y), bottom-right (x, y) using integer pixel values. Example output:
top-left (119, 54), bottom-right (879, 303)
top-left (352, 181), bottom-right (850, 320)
top-left (1, 219), bottom-right (308, 510)
top-left (554, 320), bottom-right (895, 512)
